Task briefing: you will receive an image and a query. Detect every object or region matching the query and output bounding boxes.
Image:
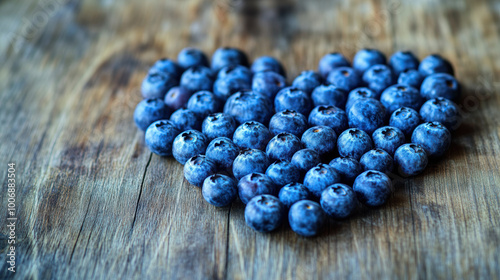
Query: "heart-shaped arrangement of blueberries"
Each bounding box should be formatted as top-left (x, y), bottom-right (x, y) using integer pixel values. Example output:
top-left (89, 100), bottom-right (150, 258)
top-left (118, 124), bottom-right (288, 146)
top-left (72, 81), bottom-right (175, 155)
top-left (134, 47), bottom-right (461, 237)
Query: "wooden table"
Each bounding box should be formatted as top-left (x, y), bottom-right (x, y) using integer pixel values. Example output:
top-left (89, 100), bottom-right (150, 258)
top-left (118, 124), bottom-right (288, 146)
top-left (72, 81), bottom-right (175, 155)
top-left (1, 0), bottom-right (499, 278)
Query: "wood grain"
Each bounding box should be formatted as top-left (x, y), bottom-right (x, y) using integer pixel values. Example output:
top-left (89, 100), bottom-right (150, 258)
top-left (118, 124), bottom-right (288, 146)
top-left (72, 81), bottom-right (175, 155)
top-left (0, 0), bottom-right (499, 279)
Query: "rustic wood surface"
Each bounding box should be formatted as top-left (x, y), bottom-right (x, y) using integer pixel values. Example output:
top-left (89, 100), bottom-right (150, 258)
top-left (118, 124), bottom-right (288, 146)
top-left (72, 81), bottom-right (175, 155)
top-left (0, 0), bottom-right (499, 279)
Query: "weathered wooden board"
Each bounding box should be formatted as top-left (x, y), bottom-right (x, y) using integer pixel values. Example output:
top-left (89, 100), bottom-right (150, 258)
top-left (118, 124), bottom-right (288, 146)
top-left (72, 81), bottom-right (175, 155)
top-left (0, 0), bottom-right (499, 279)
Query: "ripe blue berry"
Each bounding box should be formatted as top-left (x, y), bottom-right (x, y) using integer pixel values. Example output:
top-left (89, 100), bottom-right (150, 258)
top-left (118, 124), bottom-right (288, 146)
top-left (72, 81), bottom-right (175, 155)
top-left (202, 174), bottom-right (237, 207)
top-left (389, 107), bottom-right (421, 138)
top-left (380, 84), bottom-right (423, 114)
top-left (304, 163), bottom-right (341, 197)
top-left (202, 113), bottom-right (237, 141)
top-left (183, 155), bottom-right (218, 187)
top-left (311, 84), bottom-right (348, 108)
top-left (394, 143), bottom-right (428, 177)
top-left (420, 73), bottom-right (460, 101)
top-left (233, 121), bottom-right (272, 150)
top-left (245, 194), bottom-right (285, 232)
top-left (289, 200), bottom-right (325, 237)
top-left (301, 126), bottom-right (337, 157)
top-left (211, 47), bottom-right (249, 72)
top-left (252, 71), bottom-right (287, 100)
top-left (145, 120), bottom-right (180, 156)
top-left (329, 156), bottom-right (363, 184)
top-left (337, 128), bottom-right (373, 160)
top-left (169, 108), bottom-right (201, 131)
top-left (217, 65), bottom-right (252, 82)
top-left (149, 58), bottom-right (183, 79)
top-left (398, 69), bottom-right (424, 89)
top-left (353, 49), bottom-right (387, 74)
top-left (318, 52), bottom-right (351, 78)
top-left (279, 183), bottom-right (311, 208)
top-left (291, 149), bottom-right (322, 176)
top-left (411, 122), bottom-right (451, 158)
top-left (141, 71), bottom-right (178, 99)
top-left (213, 76), bottom-right (251, 102)
top-left (320, 183), bottom-right (357, 219)
top-left (265, 160), bottom-right (301, 187)
top-left (419, 97), bottom-right (461, 130)
top-left (353, 170), bottom-right (392, 207)
top-left (238, 173), bottom-right (278, 204)
top-left (232, 149), bottom-right (270, 180)
top-left (205, 137), bottom-right (240, 170)
top-left (308, 105), bottom-right (348, 135)
top-left (177, 47), bottom-right (209, 69)
top-left (275, 87), bottom-right (312, 116)
top-left (362, 64), bottom-right (396, 95)
top-left (345, 87), bottom-right (379, 111)
top-left (326, 67), bottom-right (362, 92)
top-left (347, 98), bottom-right (386, 135)
top-left (266, 133), bottom-right (304, 162)
top-left (180, 65), bottom-right (214, 93)
top-left (134, 98), bottom-right (172, 131)
top-left (172, 130), bottom-right (208, 165)
top-left (418, 54), bottom-right (454, 77)
top-left (251, 56), bottom-right (286, 77)
top-left (360, 149), bottom-right (394, 174)
top-left (291, 70), bottom-right (323, 95)
top-left (269, 110), bottom-right (308, 137)
top-left (224, 90), bottom-right (274, 125)
top-left (372, 126), bottom-right (406, 156)
top-left (186, 91), bottom-right (220, 118)
top-left (389, 51), bottom-right (419, 76)
top-left (164, 86), bottom-right (192, 110)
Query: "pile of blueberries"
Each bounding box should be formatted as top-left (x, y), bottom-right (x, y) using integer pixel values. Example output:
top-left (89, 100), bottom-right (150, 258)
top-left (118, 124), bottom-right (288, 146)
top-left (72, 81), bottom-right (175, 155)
top-left (134, 47), bottom-right (461, 237)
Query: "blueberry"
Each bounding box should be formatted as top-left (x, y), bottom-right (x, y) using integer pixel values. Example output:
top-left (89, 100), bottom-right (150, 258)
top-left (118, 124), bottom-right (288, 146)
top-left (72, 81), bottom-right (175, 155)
top-left (177, 47), bottom-right (209, 69)
top-left (269, 110), bottom-right (308, 137)
top-left (232, 149), bottom-right (271, 180)
top-left (347, 98), bottom-right (386, 135)
top-left (360, 149), bottom-right (394, 174)
top-left (252, 71), bottom-right (287, 100)
top-left (328, 156), bottom-right (363, 184)
top-left (186, 91), bottom-right (220, 118)
top-left (217, 65), bottom-right (252, 82)
top-left (353, 49), bottom-right (387, 74)
top-left (389, 107), bottom-right (421, 138)
top-left (398, 69), bottom-right (424, 89)
top-left (251, 56), bottom-right (286, 77)
top-left (303, 163), bottom-right (341, 198)
top-left (380, 84), bottom-right (423, 114)
top-left (362, 64), bottom-right (396, 95)
top-left (172, 130), bottom-right (208, 164)
top-left (411, 122), bottom-right (451, 158)
top-left (279, 183), bottom-right (311, 208)
top-left (145, 120), bottom-right (180, 156)
top-left (419, 97), bottom-right (461, 130)
top-left (206, 137), bottom-right (240, 170)
top-left (308, 105), bottom-right (348, 135)
top-left (169, 108), bottom-right (200, 131)
top-left (148, 58), bottom-right (183, 79)
top-left (345, 87), bottom-right (379, 111)
top-left (265, 160), bottom-right (301, 187)
top-left (418, 54), bottom-right (454, 77)
top-left (164, 86), bottom-right (192, 110)
top-left (394, 143), bottom-right (428, 177)
top-left (353, 170), bottom-right (392, 207)
top-left (337, 128), bottom-right (373, 160)
top-left (320, 183), bottom-right (357, 219)
top-left (275, 87), bottom-right (312, 116)
top-left (238, 173), bottom-right (278, 204)
top-left (245, 194), bottom-right (285, 232)
top-left (141, 71), bottom-right (178, 99)
top-left (213, 76), bottom-right (251, 102)
top-left (326, 67), bottom-right (362, 92)
top-left (233, 121), bottom-right (272, 150)
top-left (389, 51), bottom-right (419, 76)
top-left (183, 155), bottom-right (218, 187)
top-left (180, 66), bottom-right (214, 93)
top-left (420, 73), bottom-right (460, 101)
top-left (311, 84), bottom-right (348, 108)
top-left (301, 126), bottom-right (337, 158)
top-left (224, 90), bottom-right (274, 125)
top-left (289, 200), bottom-right (325, 237)
top-left (134, 98), bottom-right (172, 131)
top-left (372, 126), bottom-right (406, 156)
top-left (291, 70), bottom-right (323, 95)
top-left (291, 149), bottom-right (322, 176)
top-left (211, 47), bottom-right (249, 72)
top-left (266, 133), bottom-right (304, 162)
top-left (318, 52), bottom-right (351, 78)
top-left (202, 113), bottom-right (237, 140)
top-left (202, 174), bottom-right (237, 207)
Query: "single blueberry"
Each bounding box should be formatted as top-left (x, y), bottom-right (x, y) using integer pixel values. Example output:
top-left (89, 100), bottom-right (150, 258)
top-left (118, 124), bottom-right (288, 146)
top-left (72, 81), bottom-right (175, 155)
top-left (380, 84), bottom-right (423, 114)
top-left (134, 98), bottom-right (172, 131)
top-left (251, 56), bottom-right (286, 77)
top-left (337, 128), bottom-right (373, 160)
top-left (279, 183), bottom-right (311, 208)
top-left (353, 49), bottom-right (387, 74)
top-left (206, 137), bottom-right (240, 170)
top-left (186, 90), bottom-right (220, 118)
top-left (217, 65), bottom-right (252, 82)
top-left (360, 149), bottom-right (394, 174)
top-left (183, 155), bottom-right (218, 187)
top-left (224, 90), bottom-right (274, 125)
top-left (238, 173), bottom-right (278, 204)
top-left (411, 122), bottom-right (451, 158)
top-left (232, 149), bottom-right (271, 180)
top-left (291, 70), bottom-right (323, 95)
top-left (202, 174), bottom-right (237, 207)
top-left (301, 126), bottom-right (337, 158)
top-left (202, 113), bottom-right (237, 141)
top-left (233, 121), bottom-right (272, 150)
top-left (145, 120), bottom-right (180, 156)
top-left (275, 87), bottom-right (312, 116)
top-left (245, 194), bottom-right (285, 232)
top-left (345, 87), bottom-right (379, 111)
top-left (311, 84), bottom-right (348, 108)
top-left (398, 69), bottom-right (425, 89)
top-left (169, 108), bottom-right (201, 131)
top-left (265, 160), bottom-right (301, 187)
top-left (269, 110), bottom-right (308, 137)
top-left (266, 133), bottom-right (304, 162)
top-left (211, 47), bottom-right (249, 72)
top-left (252, 71), bottom-right (287, 100)
top-left (420, 73), bottom-right (461, 101)
top-left (362, 64), bottom-right (396, 95)
top-left (289, 200), bottom-right (325, 237)
top-left (141, 71), bottom-right (178, 99)
top-left (164, 86), bottom-right (192, 110)
top-left (329, 156), bottom-right (363, 184)
top-left (172, 130), bottom-right (208, 165)
top-left (303, 163), bottom-right (341, 198)
top-left (353, 170), bottom-right (392, 207)
top-left (418, 54), bottom-right (454, 77)
top-left (177, 47), bottom-right (209, 69)
top-left (372, 126), bottom-right (406, 156)
top-left (389, 51), bottom-right (419, 76)
top-left (148, 58), bottom-right (183, 79)
top-left (326, 67), bottom-right (362, 92)
top-left (320, 183), bottom-right (357, 219)
top-left (394, 143), bottom-right (428, 177)
top-left (389, 107), bottom-right (421, 138)
top-left (308, 105), bottom-right (348, 135)
top-left (419, 97), bottom-right (461, 130)
top-left (318, 52), bottom-right (351, 78)
top-left (180, 65), bottom-right (214, 93)
top-left (213, 76), bottom-right (252, 102)
top-left (291, 149), bottom-right (322, 177)
top-left (347, 98), bottom-right (387, 135)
